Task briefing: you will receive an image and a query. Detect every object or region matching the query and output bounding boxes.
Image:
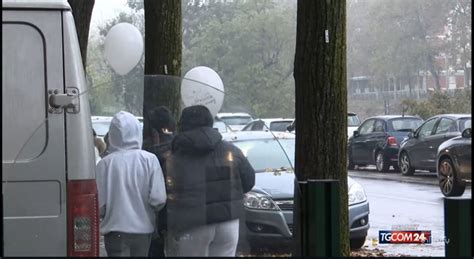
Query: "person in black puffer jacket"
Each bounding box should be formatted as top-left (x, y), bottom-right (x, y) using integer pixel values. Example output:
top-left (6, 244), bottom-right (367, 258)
top-left (165, 105), bottom-right (255, 257)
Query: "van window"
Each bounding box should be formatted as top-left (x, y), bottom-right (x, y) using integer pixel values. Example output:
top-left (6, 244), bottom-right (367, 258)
top-left (2, 24), bottom-right (47, 162)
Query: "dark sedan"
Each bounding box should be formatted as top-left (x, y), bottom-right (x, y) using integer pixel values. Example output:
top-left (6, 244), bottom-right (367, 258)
top-left (398, 114), bottom-right (471, 176)
top-left (437, 128), bottom-right (471, 196)
top-left (347, 115), bottom-right (424, 172)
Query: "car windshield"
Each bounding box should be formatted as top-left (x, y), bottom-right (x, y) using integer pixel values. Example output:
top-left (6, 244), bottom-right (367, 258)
top-left (458, 118), bottom-right (471, 132)
top-left (390, 118), bottom-right (423, 131)
top-left (232, 139), bottom-right (294, 172)
top-left (348, 115), bottom-right (360, 126)
top-left (92, 121), bottom-right (111, 137)
top-left (220, 116), bottom-right (252, 125)
top-left (269, 121), bottom-right (293, 131)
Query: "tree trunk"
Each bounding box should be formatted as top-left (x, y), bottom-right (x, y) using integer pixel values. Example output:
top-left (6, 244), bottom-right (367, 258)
top-left (143, 0), bottom-right (182, 147)
top-left (293, 0), bottom-right (349, 256)
top-left (406, 72), bottom-right (413, 98)
top-left (68, 0), bottom-right (95, 69)
top-left (427, 54), bottom-right (441, 90)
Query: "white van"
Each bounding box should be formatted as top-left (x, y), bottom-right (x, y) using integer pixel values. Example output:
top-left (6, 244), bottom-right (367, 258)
top-left (2, 0), bottom-right (99, 256)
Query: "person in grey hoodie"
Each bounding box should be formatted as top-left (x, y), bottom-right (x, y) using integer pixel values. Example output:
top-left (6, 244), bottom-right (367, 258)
top-left (96, 111), bottom-right (167, 257)
top-left (165, 105), bottom-right (255, 256)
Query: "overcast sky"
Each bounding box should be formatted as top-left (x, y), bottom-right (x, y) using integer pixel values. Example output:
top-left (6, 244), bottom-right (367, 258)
top-left (90, 0), bottom-right (129, 36)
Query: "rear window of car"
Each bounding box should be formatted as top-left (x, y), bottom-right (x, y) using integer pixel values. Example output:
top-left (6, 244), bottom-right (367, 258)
top-left (213, 121), bottom-right (228, 133)
top-left (389, 118), bottom-right (423, 131)
top-left (220, 116), bottom-right (252, 125)
top-left (348, 114), bottom-right (360, 126)
top-left (92, 121), bottom-right (111, 137)
top-left (269, 121), bottom-right (293, 131)
top-left (458, 118), bottom-right (471, 132)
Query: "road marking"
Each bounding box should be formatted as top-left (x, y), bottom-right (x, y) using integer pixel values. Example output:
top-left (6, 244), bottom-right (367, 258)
top-left (366, 192), bottom-right (440, 206)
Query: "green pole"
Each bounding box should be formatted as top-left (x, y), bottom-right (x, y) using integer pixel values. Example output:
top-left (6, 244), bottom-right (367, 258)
top-left (444, 197), bottom-right (472, 257)
top-left (303, 179), bottom-right (340, 256)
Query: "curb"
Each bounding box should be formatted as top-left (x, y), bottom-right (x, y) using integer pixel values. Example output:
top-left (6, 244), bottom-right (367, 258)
top-left (348, 171), bottom-right (439, 186)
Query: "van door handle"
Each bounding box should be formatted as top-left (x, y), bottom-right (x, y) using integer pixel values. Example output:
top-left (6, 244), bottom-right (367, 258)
top-left (48, 87), bottom-right (80, 114)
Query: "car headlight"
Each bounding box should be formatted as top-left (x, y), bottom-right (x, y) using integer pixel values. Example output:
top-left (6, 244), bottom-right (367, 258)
top-left (348, 182), bottom-right (367, 206)
top-left (243, 191), bottom-right (279, 210)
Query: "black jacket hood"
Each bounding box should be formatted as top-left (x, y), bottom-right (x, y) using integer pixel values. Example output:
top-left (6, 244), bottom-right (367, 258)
top-left (172, 127), bottom-right (222, 154)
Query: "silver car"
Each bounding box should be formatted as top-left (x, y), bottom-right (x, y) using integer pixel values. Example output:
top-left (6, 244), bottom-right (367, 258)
top-left (222, 131), bottom-right (370, 252)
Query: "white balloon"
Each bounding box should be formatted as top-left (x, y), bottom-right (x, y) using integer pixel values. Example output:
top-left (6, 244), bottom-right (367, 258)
top-left (181, 66), bottom-right (225, 117)
top-left (104, 23), bottom-right (143, 75)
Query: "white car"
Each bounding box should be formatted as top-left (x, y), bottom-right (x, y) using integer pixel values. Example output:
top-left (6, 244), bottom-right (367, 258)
top-left (92, 115), bottom-right (143, 138)
top-left (242, 118), bottom-right (295, 132)
top-left (348, 112), bottom-right (361, 139)
top-left (216, 112), bottom-right (253, 131)
top-left (91, 116), bottom-right (113, 137)
top-left (213, 120), bottom-right (229, 134)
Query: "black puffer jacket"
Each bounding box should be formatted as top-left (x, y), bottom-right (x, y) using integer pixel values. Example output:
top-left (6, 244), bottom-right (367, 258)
top-left (166, 127), bottom-right (255, 234)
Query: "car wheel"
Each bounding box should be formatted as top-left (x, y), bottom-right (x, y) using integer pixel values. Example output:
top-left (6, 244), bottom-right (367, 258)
top-left (399, 152), bottom-right (415, 176)
top-left (350, 237), bottom-right (366, 250)
top-left (375, 151), bottom-right (390, 172)
top-left (347, 154), bottom-right (355, 170)
top-left (438, 158), bottom-right (465, 197)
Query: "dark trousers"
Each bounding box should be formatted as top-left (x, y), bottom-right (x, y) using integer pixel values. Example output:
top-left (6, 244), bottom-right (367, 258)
top-left (148, 229), bottom-right (166, 257)
top-left (104, 232), bottom-right (152, 257)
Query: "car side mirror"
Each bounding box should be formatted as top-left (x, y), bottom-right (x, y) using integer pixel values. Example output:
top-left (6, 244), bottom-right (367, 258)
top-left (287, 122), bottom-right (295, 132)
top-left (408, 131), bottom-right (414, 138)
top-left (462, 128), bottom-right (471, 138)
top-left (353, 130), bottom-right (359, 137)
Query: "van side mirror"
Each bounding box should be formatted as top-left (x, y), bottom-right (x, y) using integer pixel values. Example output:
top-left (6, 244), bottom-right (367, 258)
top-left (353, 130), bottom-right (359, 137)
top-left (462, 128), bottom-right (471, 138)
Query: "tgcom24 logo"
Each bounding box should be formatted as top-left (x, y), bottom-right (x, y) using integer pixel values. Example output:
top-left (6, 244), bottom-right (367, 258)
top-left (378, 230), bottom-right (432, 244)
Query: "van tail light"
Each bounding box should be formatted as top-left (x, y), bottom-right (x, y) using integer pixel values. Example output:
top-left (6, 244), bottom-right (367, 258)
top-left (67, 180), bottom-right (99, 257)
top-left (387, 136), bottom-right (398, 146)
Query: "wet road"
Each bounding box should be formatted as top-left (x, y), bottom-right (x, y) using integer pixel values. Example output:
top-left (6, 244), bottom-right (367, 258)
top-left (351, 169), bottom-right (471, 257)
top-left (99, 168), bottom-right (471, 257)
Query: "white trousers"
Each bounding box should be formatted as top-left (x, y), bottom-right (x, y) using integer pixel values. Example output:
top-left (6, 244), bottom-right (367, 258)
top-left (166, 219), bottom-right (239, 257)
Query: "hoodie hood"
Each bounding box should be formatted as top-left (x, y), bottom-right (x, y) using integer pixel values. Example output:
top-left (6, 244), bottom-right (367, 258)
top-left (108, 111), bottom-right (143, 153)
top-left (172, 127), bottom-right (222, 154)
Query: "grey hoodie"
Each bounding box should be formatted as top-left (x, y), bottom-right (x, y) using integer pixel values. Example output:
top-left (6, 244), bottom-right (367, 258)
top-left (96, 111), bottom-right (166, 235)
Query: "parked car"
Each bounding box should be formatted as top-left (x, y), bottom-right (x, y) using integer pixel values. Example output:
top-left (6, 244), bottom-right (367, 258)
top-left (3, 0), bottom-right (99, 256)
top-left (212, 119), bottom-right (229, 133)
top-left (398, 114), bottom-right (471, 176)
top-left (222, 131), bottom-right (370, 251)
top-left (348, 115), bottom-right (424, 172)
top-left (216, 112), bottom-right (253, 131)
top-left (91, 115), bottom-right (143, 139)
top-left (242, 118), bottom-right (295, 132)
top-left (91, 116), bottom-right (113, 137)
top-left (348, 112), bottom-right (361, 139)
top-left (284, 113), bottom-right (359, 137)
top-left (436, 128), bottom-right (472, 196)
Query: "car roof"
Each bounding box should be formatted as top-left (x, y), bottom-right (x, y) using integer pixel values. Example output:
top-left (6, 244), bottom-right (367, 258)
top-left (216, 112), bottom-right (252, 118)
top-left (2, 0), bottom-right (71, 9)
top-left (366, 115), bottom-right (421, 121)
top-left (251, 118), bottom-right (295, 123)
top-left (427, 114), bottom-right (471, 120)
top-left (91, 116), bottom-right (113, 122)
top-left (222, 131), bottom-right (295, 142)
